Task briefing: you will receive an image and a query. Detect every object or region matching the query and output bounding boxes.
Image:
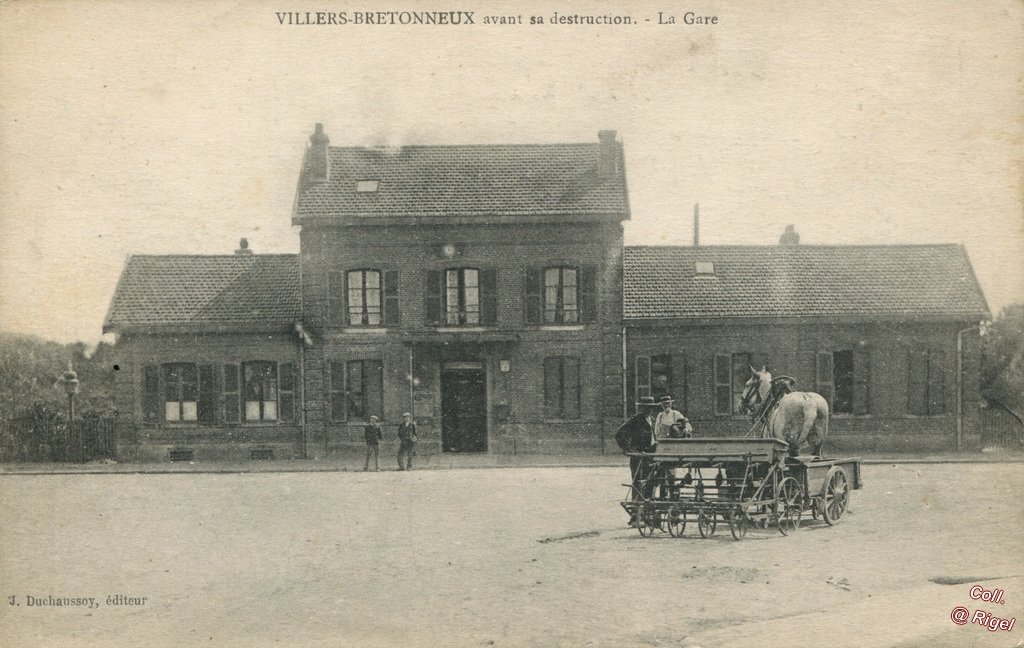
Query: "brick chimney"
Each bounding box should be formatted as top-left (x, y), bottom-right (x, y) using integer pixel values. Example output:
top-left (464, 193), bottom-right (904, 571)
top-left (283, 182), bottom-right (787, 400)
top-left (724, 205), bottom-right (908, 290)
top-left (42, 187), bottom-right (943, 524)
top-left (779, 224), bottom-right (800, 246)
top-left (235, 238), bottom-right (252, 255)
top-left (597, 130), bottom-right (618, 177)
top-left (304, 123), bottom-right (330, 185)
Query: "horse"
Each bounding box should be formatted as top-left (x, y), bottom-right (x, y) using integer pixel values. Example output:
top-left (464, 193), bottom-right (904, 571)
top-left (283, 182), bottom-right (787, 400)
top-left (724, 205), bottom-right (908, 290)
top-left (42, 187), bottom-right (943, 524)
top-left (739, 365), bottom-right (829, 457)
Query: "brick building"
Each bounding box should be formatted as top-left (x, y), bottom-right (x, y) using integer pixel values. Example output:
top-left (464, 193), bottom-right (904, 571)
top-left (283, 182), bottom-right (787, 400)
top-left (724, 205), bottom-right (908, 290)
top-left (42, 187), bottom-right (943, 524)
top-left (103, 125), bottom-right (990, 461)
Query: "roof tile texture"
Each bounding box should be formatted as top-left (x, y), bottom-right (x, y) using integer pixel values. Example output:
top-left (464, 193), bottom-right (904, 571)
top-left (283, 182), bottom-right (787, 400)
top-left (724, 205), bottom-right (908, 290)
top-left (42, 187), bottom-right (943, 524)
top-left (295, 143), bottom-right (628, 219)
top-left (104, 255), bottom-right (300, 331)
top-left (623, 245), bottom-right (989, 320)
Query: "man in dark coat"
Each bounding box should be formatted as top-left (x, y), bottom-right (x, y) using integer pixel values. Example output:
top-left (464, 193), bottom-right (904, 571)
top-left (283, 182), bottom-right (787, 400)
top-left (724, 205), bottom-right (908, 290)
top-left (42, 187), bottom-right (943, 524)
top-left (615, 396), bottom-right (658, 501)
top-left (363, 415), bottom-right (383, 471)
top-left (397, 412), bottom-right (417, 471)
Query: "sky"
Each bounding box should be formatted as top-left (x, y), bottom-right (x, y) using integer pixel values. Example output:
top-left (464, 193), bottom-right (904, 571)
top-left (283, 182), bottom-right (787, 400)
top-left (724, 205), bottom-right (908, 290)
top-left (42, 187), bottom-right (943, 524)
top-left (1, 0), bottom-right (1022, 344)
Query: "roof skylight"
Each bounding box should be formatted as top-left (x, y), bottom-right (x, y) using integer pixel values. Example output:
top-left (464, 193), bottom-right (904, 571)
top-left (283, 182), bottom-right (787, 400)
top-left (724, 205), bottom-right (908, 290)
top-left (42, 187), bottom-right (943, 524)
top-left (355, 180), bottom-right (380, 192)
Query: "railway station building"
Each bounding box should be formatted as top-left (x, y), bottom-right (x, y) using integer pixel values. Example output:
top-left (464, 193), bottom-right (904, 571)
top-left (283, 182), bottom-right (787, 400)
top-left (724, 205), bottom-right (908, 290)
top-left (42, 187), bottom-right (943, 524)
top-left (103, 125), bottom-right (990, 461)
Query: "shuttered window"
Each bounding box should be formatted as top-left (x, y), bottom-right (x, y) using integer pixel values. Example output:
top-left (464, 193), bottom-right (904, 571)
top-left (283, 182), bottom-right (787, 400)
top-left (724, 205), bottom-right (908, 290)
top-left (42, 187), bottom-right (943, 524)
top-left (223, 364), bottom-right (240, 423)
top-left (198, 365), bottom-right (217, 424)
top-left (714, 354), bottom-right (731, 416)
top-left (346, 270), bottom-right (382, 326)
top-left (635, 354), bottom-right (679, 407)
top-left (529, 265), bottom-right (597, 324)
top-left (243, 362), bottom-right (278, 421)
top-left (543, 356), bottom-right (581, 420)
top-left (427, 268), bottom-right (496, 326)
top-left (714, 353), bottom-right (769, 415)
top-left (163, 363), bottom-right (198, 422)
top-left (816, 349), bottom-right (871, 415)
top-left (909, 350), bottom-right (946, 415)
top-left (279, 362), bottom-right (296, 422)
top-left (327, 271), bottom-right (345, 327)
top-left (142, 365), bottom-right (160, 424)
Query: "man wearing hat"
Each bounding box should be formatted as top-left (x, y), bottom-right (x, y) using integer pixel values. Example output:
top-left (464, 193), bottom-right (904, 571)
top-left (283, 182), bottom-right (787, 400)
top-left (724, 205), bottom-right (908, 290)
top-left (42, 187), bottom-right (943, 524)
top-left (396, 412), bottom-right (417, 471)
top-left (654, 395), bottom-right (692, 439)
top-left (615, 396), bottom-right (659, 502)
top-left (363, 414), bottom-right (383, 471)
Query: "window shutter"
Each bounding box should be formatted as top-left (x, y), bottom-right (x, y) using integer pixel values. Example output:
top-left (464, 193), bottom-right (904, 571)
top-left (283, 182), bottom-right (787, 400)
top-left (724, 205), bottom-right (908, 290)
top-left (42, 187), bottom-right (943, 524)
top-left (928, 351), bottom-right (946, 414)
top-left (279, 362), bottom-right (296, 422)
top-left (327, 271), bottom-right (345, 327)
top-left (480, 268), bottom-right (498, 325)
top-left (580, 265), bottom-right (597, 322)
top-left (142, 365), bottom-right (160, 423)
top-left (543, 357), bottom-right (560, 419)
top-left (223, 364), bottom-right (240, 424)
top-left (366, 360), bottom-right (384, 420)
top-left (383, 270), bottom-right (400, 326)
top-left (815, 351), bottom-right (834, 407)
top-left (564, 357), bottom-right (581, 419)
top-left (714, 354), bottom-right (731, 415)
top-left (329, 361), bottom-right (346, 422)
top-left (853, 348), bottom-right (870, 415)
top-left (425, 270), bottom-right (442, 325)
top-left (525, 267), bottom-right (541, 324)
top-left (198, 364), bottom-right (217, 424)
top-left (671, 353), bottom-right (687, 413)
top-left (907, 351), bottom-right (928, 415)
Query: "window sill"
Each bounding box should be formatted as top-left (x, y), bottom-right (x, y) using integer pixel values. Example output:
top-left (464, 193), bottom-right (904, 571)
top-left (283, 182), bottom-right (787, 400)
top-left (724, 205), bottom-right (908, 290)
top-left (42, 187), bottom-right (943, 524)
top-left (341, 327), bottom-right (389, 334)
top-left (435, 326), bottom-right (490, 333)
top-left (538, 325), bottom-right (585, 331)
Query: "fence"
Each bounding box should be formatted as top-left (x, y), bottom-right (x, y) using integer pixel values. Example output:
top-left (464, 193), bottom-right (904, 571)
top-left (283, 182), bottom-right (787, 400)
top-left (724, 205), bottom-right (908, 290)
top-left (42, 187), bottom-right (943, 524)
top-left (979, 400), bottom-right (1024, 451)
top-left (0, 417), bottom-right (117, 463)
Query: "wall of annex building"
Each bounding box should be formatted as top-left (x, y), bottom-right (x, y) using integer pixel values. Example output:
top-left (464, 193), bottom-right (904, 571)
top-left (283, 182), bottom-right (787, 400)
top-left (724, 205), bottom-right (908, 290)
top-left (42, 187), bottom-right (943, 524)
top-left (625, 320), bottom-right (983, 453)
top-left (111, 332), bottom-right (305, 462)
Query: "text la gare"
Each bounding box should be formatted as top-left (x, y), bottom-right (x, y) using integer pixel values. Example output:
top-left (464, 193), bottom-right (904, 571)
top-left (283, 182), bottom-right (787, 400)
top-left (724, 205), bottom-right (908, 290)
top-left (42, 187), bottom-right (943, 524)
top-left (659, 12), bottom-right (718, 25)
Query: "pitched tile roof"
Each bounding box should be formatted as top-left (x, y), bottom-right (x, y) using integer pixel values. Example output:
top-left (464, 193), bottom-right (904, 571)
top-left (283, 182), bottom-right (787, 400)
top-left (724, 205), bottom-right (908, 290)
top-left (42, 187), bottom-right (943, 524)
top-left (294, 142), bottom-right (629, 220)
top-left (624, 244), bottom-right (990, 321)
top-left (103, 255), bottom-right (300, 333)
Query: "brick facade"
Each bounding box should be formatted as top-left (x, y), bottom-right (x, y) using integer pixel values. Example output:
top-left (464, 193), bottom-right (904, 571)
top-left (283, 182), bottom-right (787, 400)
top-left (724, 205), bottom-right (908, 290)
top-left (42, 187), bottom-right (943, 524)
top-left (103, 127), bottom-right (989, 461)
top-left (300, 222), bottom-right (624, 458)
top-left (626, 321), bottom-right (983, 453)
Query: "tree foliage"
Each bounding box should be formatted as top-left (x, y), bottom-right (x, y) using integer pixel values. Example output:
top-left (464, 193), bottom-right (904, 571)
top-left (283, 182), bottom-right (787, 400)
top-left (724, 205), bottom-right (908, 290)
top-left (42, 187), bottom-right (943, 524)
top-left (0, 332), bottom-right (117, 421)
top-left (981, 303), bottom-right (1024, 415)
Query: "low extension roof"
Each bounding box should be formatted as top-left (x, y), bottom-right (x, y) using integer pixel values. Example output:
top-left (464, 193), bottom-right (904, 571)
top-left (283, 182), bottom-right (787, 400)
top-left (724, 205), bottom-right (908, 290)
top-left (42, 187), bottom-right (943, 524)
top-left (103, 255), bottom-right (300, 334)
top-left (293, 142), bottom-right (629, 222)
top-left (624, 244), bottom-right (990, 322)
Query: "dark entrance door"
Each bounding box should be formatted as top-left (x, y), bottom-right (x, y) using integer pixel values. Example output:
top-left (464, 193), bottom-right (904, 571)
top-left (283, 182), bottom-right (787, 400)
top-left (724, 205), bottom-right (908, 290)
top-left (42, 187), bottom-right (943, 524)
top-left (441, 366), bottom-right (487, 452)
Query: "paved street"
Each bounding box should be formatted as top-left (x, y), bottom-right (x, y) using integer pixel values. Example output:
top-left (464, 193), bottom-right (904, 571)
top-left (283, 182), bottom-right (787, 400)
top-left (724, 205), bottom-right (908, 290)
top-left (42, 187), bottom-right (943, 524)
top-left (1, 464), bottom-right (1022, 647)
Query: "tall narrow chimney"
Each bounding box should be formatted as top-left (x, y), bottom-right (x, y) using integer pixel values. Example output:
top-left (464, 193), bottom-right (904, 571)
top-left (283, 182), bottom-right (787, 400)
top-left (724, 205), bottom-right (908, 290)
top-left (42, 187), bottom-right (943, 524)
top-left (779, 224), bottom-right (800, 246)
top-left (597, 130), bottom-right (618, 177)
top-left (693, 203), bottom-right (700, 247)
top-left (305, 123), bottom-right (330, 185)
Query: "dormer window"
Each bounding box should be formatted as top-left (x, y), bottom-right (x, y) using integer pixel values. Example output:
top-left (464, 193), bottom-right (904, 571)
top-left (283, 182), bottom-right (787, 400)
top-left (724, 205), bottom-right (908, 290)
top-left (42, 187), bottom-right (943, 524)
top-left (695, 261), bottom-right (715, 276)
top-left (355, 180), bottom-right (380, 192)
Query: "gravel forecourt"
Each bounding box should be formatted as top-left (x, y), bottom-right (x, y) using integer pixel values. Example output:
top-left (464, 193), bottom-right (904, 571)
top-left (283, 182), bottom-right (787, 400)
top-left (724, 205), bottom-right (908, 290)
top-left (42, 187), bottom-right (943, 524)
top-left (1, 463), bottom-right (1022, 647)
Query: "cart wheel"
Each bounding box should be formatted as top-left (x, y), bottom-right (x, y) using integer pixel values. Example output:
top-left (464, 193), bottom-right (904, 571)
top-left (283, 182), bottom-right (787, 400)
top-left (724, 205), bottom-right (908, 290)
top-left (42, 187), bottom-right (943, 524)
top-left (667, 506), bottom-right (686, 538)
top-left (728, 508), bottom-right (748, 541)
top-left (697, 509), bottom-right (716, 538)
top-left (822, 468), bottom-right (850, 525)
top-left (636, 506), bottom-right (655, 537)
top-left (776, 477), bottom-right (803, 536)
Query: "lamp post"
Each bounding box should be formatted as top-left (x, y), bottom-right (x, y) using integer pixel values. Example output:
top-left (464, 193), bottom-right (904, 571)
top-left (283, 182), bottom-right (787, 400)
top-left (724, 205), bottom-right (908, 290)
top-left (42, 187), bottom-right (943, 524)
top-left (60, 363), bottom-right (79, 422)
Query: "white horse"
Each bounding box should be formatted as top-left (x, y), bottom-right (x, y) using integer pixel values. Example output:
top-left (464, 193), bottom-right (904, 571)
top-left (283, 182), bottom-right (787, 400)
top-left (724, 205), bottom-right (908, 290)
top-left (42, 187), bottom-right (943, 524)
top-left (739, 365), bottom-right (829, 457)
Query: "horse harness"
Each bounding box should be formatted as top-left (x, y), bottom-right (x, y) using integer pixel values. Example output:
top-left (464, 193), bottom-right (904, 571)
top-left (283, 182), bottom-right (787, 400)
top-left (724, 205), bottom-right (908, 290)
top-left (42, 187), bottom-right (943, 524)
top-left (745, 376), bottom-right (797, 438)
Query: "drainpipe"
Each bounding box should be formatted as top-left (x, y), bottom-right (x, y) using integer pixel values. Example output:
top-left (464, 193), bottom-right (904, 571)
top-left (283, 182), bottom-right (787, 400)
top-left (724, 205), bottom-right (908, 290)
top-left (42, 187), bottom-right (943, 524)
top-left (408, 342), bottom-right (415, 417)
top-left (955, 324), bottom-right (979, 452)
top-left (621, 325), bottom-right (628, 419)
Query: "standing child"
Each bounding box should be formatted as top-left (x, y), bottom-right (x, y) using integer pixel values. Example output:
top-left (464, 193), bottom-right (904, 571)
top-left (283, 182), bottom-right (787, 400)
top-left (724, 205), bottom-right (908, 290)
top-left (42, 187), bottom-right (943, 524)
top-left (363, 415), bottom-right (383, 471)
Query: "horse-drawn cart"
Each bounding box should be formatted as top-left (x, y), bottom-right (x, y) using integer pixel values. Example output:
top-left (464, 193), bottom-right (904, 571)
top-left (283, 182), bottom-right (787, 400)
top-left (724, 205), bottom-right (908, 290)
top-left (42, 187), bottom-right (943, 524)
top-left (620, 438), bottom-right (862, 540)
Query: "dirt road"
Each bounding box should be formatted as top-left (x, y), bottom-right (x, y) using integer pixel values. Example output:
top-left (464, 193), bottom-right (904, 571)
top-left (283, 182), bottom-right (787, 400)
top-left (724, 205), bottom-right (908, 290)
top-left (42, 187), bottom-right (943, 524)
top-left (1, 464), bottom-right (1021, 647)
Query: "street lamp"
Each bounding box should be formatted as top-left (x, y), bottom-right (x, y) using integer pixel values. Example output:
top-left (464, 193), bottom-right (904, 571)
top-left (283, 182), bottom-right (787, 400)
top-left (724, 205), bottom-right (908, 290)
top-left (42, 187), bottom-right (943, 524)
top-left (60, 363), bottom-right (79, 422)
